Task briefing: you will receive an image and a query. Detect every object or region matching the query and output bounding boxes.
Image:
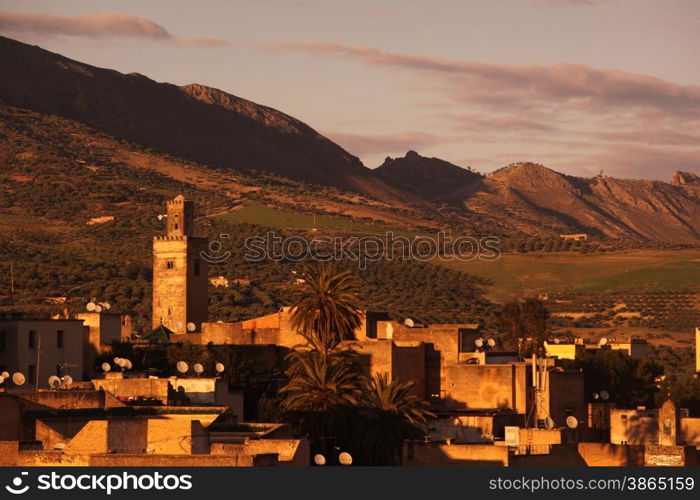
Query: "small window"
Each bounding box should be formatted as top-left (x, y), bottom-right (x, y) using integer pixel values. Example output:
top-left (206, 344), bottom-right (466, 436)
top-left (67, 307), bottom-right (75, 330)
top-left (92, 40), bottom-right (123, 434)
top-left (28, 364), bottom-right (35, 383)
top-left (28, 330), bottom-right (36, 349)
top-left (57, 330), bottom-right (64, 349)
top-left (174, 223), bottom-right (179, 230)
top-left (166, 260), bottom-right (175, 270)
top-left (0, 330), bottom-right (5, 351)
top-left (194, 260), bottom-right (200, 276)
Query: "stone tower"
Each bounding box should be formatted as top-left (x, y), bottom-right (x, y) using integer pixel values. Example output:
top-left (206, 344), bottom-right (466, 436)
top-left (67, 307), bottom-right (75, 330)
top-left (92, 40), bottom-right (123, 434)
top-left (152, 195), bottom-right (208, 334)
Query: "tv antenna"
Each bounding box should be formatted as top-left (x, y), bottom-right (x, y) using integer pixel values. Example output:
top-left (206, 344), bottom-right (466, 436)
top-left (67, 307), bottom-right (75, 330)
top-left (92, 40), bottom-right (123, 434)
top-left (61, 375), bottom-right (73, 388)
top-left (403, 318), bottom-right (415, 328)
top-left (12, 372), bottom-right (25, 386)
top-left (176, 361), bottom-right (189, 374)
top-left (566, 416), bottom-right (579, 429)
top-left (186, 322), bottom-right (196, 333)
top-left (215, 362), bottom-right (225, 374)
top-left (193, 363), bottom-right (204, 376)
top-left (48, 375), bottom-right (61, 389)
top-left (101, 362), bottom-right (111, 372)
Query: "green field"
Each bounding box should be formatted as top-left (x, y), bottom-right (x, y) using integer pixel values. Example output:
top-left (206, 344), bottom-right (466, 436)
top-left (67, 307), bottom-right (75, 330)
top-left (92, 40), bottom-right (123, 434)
top-left (218, 202), bottom-right (421, 236)
top-left (435, 249), bottom-right (700, 302)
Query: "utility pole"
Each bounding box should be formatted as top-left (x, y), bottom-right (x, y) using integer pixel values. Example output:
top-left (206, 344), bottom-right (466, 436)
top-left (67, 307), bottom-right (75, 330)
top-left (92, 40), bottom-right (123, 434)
top-left (35, 331), bottom-right (42, 391)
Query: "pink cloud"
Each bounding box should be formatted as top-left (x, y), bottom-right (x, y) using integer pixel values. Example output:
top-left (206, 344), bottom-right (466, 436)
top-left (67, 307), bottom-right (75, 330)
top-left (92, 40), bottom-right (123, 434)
top-left (0, 11), bottom-right (230, 46)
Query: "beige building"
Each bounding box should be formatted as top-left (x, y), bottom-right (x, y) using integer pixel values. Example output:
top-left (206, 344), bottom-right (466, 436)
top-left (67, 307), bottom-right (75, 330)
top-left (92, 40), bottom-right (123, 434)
top-left (0, 317), bottom-right (84, 388)
top-left (152, 195), bottom-right (209, 334)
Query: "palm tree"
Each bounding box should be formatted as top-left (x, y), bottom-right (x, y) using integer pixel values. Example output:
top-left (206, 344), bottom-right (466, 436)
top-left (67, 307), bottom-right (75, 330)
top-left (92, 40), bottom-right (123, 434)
top-left (290, 262), bottom-right (363, 356)
top-left (280, 348), bottom-right (362, 456)
top-left (356, 373), bottom-right (434, 465)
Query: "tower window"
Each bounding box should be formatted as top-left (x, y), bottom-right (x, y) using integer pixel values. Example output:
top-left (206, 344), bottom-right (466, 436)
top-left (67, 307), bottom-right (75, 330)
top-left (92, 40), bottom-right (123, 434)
top-left (28, 364), bottom-right (35, 383)
top-left (0, 330), bottom-right (5, 351)
top-left (166, 260), bottom-right (174, 270)
top-left (57, 330), bottom-right (64, 349)
top-left (194, 260), bottom-right (200, 276)
top-left (174, 223), bottom-right (179, 230)
top-left (28, 330), bottom-right (36, 349)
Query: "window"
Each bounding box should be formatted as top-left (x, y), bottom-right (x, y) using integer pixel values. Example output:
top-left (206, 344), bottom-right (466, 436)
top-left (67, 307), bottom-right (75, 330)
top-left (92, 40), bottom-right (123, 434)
top-left (28, 364), bottom-right (35, 383)
top-left (57, 330), bottom-right (64, 349)
top-left (166, 260), bottom-right (174, 270)
top-left (174, 223), bottom-right (179, 230)
top-left (0, 330), bottom-right (5, 351)
top-left (28, 330), bottom-right (36, 349)
top-left (194, 260), bottom-right (200, 276)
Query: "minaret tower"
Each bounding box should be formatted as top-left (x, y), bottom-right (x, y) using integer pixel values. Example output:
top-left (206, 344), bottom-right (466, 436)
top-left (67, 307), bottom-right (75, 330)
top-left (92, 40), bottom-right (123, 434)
top-left (152, 195), bottom-right (208, 334)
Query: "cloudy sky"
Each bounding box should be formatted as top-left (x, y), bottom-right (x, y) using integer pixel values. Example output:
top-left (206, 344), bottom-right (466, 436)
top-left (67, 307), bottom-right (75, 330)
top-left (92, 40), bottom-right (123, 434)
top-left (1, 0), bottom-right (699, 180)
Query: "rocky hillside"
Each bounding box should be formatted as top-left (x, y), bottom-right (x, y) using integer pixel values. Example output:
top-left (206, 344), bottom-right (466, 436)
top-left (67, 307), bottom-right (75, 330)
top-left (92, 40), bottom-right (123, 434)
top-left (374, 151), bottom-right (483, 201)
top-left (0, 35), bottom-right (406, 200)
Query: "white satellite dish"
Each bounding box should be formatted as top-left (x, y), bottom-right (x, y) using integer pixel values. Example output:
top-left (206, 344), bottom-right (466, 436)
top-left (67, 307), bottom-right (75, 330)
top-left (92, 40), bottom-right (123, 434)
top-left (113, 357), bottom-right (121, 364)
top-left (61, 375), bottom-right (73, 388)
top-left (176, 361), bottom-right (189, 374)
top-left (186, 322), bottom-right (196, 332)
top-left (116, 358), bottom-right (127, 368)
top-left (338, 452), bottom-right (353, 466)
top-left (403, 318), bottom-right (415, 328)
top-left (566, 416), bottom-right (579, 429)
top-left (475, 338), bottom-right (484, 348)
top-left (592, 392), bottom-right (600, 400)
top-left (101, 362), bottom-right (111, 372)
top-left (124, 359), bottom-right (132, 370)
top-left (48, 375), bottom-right (61, 389)
top-left (600, 390), bottom-right (610, 401)
top-left (553, 338), bottom-right (560, 344)
top-left (157, 214), bottom-right (167, 221)
top-left (12, 372), bottom-right (26, 386)
top-left (1, 371), bottom-right (9, 379)
top-left (599, 337), bottom-right (608, 346)
top-left (545, 415), bottom-right (555, 430)
top-left (314, 454), bottom-right (326, 466)
top-left (94, 304), bottom-right (103, 313)
top-left (175, 321), bottom-right (184, 332)
top-left (0, 375), bottom-right (4, 384)
top-left (53, 442), bottom-right (66, 452)
top-left (487, 338), bottom-right (496, 348)
top-left (101, 302), bottom-right (111, 311)
top-left (193, 363), bottom-right (204, 375)
top-left (215, 362), bottom-right (225, 373)
top-left (86, 302), bottom-right (96, 312)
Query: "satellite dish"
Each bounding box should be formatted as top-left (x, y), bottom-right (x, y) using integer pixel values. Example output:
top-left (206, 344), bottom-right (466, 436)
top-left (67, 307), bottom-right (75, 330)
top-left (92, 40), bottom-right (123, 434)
top-left (193, 363), bottom-right (204, 375)
top-left (403, 318), bottom-right (415, 328)
top-left (116, 358), bottom-right (127, 368)
top-left (86, 302), bottom-right (96, 312)
top-left (12, 372), bottom-right (25, 386)
top-left (53, 442), bottom-right (66, 452)
top-left (176, 361), bottom-right (189, 374)
top-left (0, 375), bottom-right (4, 384)
top-left (592, 392), bottom-right (600, 400)
top-left (186, 322), bottom-right (196, 332)
top-left (101, 362), bottom-right (111, 372)
top-left (599, 337), bottom-right (608, 346)
top-left (475, 338), bottom-right (484, 348)
top-left (215, 362), bottom-right (225, 373)
top-left (94, 304), bottom-right (103, 313)
top-left (157, 214), bottom-right (167, 221)
top-left (545, 416), bottom-right (555, 429)
top-left (600, 390), bottom-right (610, 401)
top-left (553, 338), bottom-right (560, 344)
top-left (61, 375), bottom-right (73, 388)
top-left (101, 302), bottom-right (111, 311)
top-left (338, 452), bottom-right (353, 466)
top-left (1, 371), bottom-right (9, 379)
top-left (566, 416), bottom-right (579, 429)
top-left (487, 338), bottom-right (496, 348)
top-left (313, 454), bottom-right (326, 466)
top-left (124, 359), bottom-right (132, 370)
top-left (113, 357), bottom-right (121, 364)
top-left (48, 375), bottom-right (61, 389)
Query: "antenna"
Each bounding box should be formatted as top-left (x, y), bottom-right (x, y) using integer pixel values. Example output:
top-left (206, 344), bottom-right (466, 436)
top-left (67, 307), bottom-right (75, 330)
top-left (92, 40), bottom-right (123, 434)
top-left (176, 361), bottom-right (189, 374)
top-left (215, 362), bottom-right (225, 374)
top-left (193, 363), bottom-right (204, 376)
top-left (101, 362), bottom-right (111, 372)
top-left (314, 454), bottom-right (326, 466)
top-left (338, 452), bottom-right (353, 466)
top-left (403, 318), bottom-right (415, 328)
top-left (566, 416), bottom-right (579, 429)
top-left (53, 442), bottom-right (66, 452)
top-left (545, 415), bottom-right (555, 430)
top-left (0, 374), bottom-right (4, 385)
top-left (475, 338), bottom-right (484, 348)
top-left (123, 359), bottom-right (132, 370)
top-left (186, 322), bottom-right (196, 333)
top-left (100, 302), bottom-right (111, 311)
top-left (61, 375), bottom-right (73, 388)
top-left (94, 304), bottom-right (103, 313)
top-left (487, 338), bottom-right (496, 348)
top-left (48, 375), bottom-right (61, 389)
top-left (86, 302), bottom-right (96, 312)
top-left (175, 321), bottom-right (184, 332)
top-left (600, 390), bottom-right (610, 401)
top-left (1, 371), bottom-right (9, 380)
top-left (157, 214), bottom-right (168, 221)
top-left (598, 337), bottom-right (608, 346)
top-left (12, 372), bottom-right (25, 386)
top-left (592, 392), bottom-right (600, 400)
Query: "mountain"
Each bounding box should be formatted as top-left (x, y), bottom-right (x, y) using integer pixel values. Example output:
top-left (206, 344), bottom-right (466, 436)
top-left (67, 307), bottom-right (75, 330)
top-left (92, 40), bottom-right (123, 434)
top-left (374, 151), bottom-right (483, 201)
top-left (462, 163), bottom-right (700, 241)
top-left (0, 35), bottom-right (407, 200)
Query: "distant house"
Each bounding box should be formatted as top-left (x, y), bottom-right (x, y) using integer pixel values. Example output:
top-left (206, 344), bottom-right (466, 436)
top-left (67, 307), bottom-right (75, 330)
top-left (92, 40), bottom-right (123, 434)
top-left (209, 276), bottom-right (230, 288)
top-left (87, 216), bottom-right (115, 226)
top-left (559, 233), bottom-right (587, 241)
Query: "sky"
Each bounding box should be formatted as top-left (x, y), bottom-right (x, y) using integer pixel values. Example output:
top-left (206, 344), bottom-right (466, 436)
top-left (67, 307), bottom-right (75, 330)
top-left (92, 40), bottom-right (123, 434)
top-left (1, 0), bottom-right (699, 180)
